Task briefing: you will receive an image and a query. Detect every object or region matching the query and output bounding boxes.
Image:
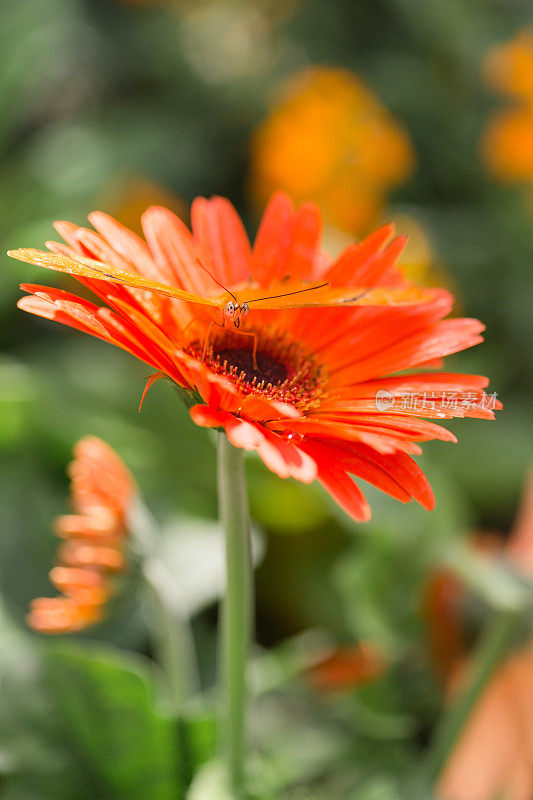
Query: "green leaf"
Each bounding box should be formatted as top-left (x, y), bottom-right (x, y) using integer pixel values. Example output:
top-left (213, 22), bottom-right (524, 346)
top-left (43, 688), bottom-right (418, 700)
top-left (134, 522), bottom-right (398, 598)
top-left (181, 713), bottom-right (217, 779)
top-left (2, 642), bottom-right (182, 800)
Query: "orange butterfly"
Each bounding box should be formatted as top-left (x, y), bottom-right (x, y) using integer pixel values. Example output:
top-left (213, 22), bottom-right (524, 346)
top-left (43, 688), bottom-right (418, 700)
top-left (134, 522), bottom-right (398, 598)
top-left (8, 247), bottom-right (435, 328)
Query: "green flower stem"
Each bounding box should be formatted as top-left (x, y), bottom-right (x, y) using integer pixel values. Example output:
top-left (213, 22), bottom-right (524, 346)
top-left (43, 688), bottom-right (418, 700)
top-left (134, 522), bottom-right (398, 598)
top-left (422, 604), bottom-right (527, 789)
top-left (143, 559), bottom-right (199, 713)
top-left (129, 497), bottom-right (199, 713)
top-left (218, 433), bottom-right (253, 799)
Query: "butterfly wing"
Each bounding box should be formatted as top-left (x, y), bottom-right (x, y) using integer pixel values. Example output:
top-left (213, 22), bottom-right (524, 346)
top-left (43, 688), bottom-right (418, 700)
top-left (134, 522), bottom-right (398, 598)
top-left (10, 249), bottom-right (440, 311)
top-left (8, 248), bottom-right (221, 308)
top-left (240, 282), bottom-right (440, 309)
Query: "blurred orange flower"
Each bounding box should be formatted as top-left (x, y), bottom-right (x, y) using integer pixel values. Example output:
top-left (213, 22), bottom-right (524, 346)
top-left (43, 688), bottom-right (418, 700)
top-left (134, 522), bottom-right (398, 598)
top-left (439, 642), bottom-right (533, 800)
top-left (431, 472), bottom-right (533, 800)
top-left (250, 67), bottom-right (415, 236)
top-left (27, 437), bottom-right (136, 634)
top-left (308, 643), bottom-right (386, 693)
top-left (425, 569), bottom-right (466, 686)
top-left (11, 193), bottom-right (498, 521)
top-left (482, 30), bottom-right (533, 183)
top-left (484, 29), bottom-right (533, 104)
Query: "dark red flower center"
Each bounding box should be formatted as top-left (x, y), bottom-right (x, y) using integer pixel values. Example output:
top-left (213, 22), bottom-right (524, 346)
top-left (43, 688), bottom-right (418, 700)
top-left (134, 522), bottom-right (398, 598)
top-left (186, 327), bottom-right (327, 410)
top-left (215, 348), bottom-right (288, 385)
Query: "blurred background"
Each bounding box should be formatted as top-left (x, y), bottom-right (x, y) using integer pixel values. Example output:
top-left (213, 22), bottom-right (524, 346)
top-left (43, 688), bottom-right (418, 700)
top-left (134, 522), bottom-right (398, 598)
top-left (1, 0), bottom-right (533, 798)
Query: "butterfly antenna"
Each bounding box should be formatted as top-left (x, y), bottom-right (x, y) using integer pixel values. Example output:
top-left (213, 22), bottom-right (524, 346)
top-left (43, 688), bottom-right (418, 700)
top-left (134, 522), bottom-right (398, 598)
top-left (245, 282), bottom-right (329, 304)
top-left (340, 289), bottom-right (370, 303)
top-left (195, 257), bottom-right (238, 304)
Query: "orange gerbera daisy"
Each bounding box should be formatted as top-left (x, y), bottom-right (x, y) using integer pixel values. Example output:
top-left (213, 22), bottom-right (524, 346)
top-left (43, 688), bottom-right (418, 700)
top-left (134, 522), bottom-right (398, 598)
top-left (11, 193), bottom-right (498, 521)
top-left (28, 436), bottom-right (136, 634)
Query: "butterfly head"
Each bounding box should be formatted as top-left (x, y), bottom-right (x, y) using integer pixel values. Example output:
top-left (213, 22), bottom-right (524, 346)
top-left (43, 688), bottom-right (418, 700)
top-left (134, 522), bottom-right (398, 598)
top-left (224, 301), bottom-right (249, 329)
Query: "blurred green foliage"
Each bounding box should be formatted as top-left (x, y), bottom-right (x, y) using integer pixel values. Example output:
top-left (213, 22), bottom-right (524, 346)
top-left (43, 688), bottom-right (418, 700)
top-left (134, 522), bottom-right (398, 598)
top-left (2, 0), bottom-right (533, 797)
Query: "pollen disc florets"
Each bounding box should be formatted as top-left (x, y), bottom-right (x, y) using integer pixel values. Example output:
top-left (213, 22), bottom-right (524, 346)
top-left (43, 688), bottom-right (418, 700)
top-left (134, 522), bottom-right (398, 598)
top-left (186, 327), bottom-right (328, 411)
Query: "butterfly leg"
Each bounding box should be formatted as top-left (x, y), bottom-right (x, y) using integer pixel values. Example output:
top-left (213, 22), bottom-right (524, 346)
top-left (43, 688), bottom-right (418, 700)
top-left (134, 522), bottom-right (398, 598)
top-left (201, 320), bottom-right (215, 363)
top-left (201, 310), bottom-right (227, 363)
top-left (234, 329), bottom-right (258, 371)
top-left (197, 311), bottom-right (257, 370)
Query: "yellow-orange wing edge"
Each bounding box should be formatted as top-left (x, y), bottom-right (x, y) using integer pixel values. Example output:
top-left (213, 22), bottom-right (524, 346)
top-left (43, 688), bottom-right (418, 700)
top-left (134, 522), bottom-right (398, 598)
top-left (8, 248), bottom-right (221, 307)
